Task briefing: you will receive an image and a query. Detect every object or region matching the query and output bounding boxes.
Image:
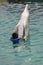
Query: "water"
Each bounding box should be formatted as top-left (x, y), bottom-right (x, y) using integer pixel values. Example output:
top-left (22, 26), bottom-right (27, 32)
top-left (0, 3), bottom-right (43, 65)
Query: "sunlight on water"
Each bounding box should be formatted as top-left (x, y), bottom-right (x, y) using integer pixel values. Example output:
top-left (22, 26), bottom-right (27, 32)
top-left (0, 3), bottom-right (43, 65)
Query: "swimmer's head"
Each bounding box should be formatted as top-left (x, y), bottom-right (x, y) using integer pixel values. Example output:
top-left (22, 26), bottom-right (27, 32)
top-left (12, 32), bottom-right (18, 39)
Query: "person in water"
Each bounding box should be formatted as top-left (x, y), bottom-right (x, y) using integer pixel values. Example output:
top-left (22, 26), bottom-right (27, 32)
top-left (12, 4), bottom-right (29, 41)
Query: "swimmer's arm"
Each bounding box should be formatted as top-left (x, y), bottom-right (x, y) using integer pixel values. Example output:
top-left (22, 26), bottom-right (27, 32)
top-left (24, 25), bottom-right (29, 41)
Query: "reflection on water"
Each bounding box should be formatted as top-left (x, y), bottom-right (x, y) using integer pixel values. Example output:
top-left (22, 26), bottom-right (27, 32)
top-left (0, 2), bottom-right (43, 65)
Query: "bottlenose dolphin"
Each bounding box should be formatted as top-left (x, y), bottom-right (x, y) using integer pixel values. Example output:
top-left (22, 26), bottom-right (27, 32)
top-left (14, 4), bottom-right (29, 41)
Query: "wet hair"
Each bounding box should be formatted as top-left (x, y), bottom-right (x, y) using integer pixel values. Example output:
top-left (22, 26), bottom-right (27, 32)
top-left (12, 32), bottom-right (18, 39)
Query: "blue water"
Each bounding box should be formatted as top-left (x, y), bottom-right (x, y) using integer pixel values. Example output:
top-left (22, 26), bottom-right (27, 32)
top-left (0, 3), bottom-right (43, 65)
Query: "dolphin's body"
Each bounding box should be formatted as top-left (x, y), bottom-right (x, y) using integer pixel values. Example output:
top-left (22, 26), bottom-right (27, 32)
top-left (14, 4), bottom-right (29, 40)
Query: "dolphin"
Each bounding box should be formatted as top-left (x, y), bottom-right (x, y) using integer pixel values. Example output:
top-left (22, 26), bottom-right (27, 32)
top-left (14, 4), bottom-right (30, 41)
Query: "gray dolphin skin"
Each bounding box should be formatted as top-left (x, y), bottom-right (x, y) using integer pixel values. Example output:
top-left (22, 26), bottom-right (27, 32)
top-left (14, 4), bottom-right (29, 41)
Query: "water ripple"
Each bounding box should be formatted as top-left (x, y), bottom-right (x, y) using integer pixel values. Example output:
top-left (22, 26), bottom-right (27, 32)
top-left (0, 3), bottom-right (43, 65)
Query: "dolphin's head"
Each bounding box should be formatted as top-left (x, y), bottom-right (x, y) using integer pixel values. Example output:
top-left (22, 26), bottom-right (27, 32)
top-left (24, 4), bottom-right (29, 11)
top-left (26, 4), bottom-right (29, 8)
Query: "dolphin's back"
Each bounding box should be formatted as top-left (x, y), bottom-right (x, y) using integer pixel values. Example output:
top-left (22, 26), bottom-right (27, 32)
top-left (18, 4), bottom-right (29, 38)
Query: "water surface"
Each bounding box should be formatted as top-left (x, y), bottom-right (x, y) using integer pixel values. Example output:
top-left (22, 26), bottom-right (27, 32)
top-left (0, 3), bottom-right (43, 65)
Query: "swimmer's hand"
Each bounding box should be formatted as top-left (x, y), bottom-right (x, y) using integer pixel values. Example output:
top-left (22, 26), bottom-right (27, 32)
top-left (23, 36), bottom-right (27, 41)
